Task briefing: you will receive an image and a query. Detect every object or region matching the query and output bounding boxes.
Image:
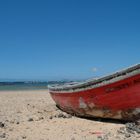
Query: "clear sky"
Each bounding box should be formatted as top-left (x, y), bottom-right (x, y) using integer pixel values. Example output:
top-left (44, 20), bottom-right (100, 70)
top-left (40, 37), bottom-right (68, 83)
top-left (0, 0), bottom-right (140, 81)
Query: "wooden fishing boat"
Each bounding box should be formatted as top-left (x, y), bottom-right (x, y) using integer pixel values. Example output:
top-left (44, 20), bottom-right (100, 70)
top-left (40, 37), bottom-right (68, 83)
top-left (48, 64), bottom-right (140, 121)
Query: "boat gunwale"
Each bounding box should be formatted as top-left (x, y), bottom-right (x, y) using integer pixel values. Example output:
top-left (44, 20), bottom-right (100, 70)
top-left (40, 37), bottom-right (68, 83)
top-left (48, 64), bottom-right (140, 93)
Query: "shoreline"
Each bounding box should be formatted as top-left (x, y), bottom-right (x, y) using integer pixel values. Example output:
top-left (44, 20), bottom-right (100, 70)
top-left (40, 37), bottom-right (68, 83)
top-left (0, 89), bottom-right (48, 92)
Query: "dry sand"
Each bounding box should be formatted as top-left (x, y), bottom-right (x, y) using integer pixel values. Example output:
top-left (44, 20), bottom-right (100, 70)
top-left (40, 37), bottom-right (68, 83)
top-left (0, 90), bottom-right (139, 140)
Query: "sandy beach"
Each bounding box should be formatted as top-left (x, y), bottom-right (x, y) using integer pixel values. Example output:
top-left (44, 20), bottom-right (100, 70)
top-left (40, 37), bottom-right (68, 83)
top-left (0, 90), bottom-right (139, 140)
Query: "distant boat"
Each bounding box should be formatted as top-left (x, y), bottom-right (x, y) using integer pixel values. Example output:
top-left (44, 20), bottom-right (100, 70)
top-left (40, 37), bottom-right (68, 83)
top-left (48, 64), bottom-right (140, 121)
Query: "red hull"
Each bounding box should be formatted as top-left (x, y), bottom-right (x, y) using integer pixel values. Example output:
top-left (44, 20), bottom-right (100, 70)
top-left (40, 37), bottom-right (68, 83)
top-left (49, 65), bottom-right (140, 120)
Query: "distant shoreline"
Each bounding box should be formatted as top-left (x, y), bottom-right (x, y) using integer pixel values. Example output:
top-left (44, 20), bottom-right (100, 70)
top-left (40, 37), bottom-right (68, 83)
top-left (0, 85), bottom-right (48, 91)
top-left (0, 81), bottom-right (72, 91)
top-left (0, 89), bottom-right (48, 92)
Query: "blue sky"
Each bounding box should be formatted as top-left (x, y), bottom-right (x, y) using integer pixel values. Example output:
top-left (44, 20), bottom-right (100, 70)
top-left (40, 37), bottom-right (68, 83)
top-left (0, 0), bottom-right (140, 80)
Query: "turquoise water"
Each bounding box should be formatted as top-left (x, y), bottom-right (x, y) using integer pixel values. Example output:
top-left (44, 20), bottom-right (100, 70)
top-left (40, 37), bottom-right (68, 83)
top-left (0, 81), bottom-right (70, 91)
top-left (0, 83), bottom-right (48, 91)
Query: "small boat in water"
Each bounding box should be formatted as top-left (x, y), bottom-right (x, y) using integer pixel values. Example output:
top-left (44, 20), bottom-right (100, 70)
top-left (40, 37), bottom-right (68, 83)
top-left (48, 64), bottom-right (140, 121)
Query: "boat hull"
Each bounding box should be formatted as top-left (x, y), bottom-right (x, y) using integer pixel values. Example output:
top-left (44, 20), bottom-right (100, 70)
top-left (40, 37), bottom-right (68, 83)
top-left (50, 74), bottom-right (140, 121)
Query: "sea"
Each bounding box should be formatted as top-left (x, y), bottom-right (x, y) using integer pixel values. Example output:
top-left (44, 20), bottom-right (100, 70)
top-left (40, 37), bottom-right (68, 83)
top-left (0, 81), bottom-right (68, 91)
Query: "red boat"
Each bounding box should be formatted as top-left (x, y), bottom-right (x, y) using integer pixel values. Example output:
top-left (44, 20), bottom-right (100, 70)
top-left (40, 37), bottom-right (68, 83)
top-left (48, 64), bottom-right (140, 121)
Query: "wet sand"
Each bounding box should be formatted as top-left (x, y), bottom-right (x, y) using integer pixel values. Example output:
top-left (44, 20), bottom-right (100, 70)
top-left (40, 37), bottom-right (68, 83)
top-left (0, 90), bottom-right (139, 140)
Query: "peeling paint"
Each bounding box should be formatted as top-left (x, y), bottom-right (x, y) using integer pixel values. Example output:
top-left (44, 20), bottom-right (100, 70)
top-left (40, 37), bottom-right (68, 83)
top-left (57, 104), bottom-right (140, 121)
top-left (49, 64), bottom-right (140, 121)
top-left (88, 103), bottom-right (95, 109)
top-left (133, 108), bottom-right (140, 115)
top-left (79, 97), bottom-right (87, 109)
